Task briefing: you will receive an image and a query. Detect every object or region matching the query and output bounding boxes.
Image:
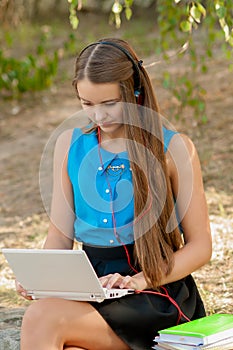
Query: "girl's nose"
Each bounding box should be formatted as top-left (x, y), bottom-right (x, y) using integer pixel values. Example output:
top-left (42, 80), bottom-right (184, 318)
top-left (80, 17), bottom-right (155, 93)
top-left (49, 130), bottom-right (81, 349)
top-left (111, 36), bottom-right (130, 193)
top-left (93, 105), bottom-right (107, 123)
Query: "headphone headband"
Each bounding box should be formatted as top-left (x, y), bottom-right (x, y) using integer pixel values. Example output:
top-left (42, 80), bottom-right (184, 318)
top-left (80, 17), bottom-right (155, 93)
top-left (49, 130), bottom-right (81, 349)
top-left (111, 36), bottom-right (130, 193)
top-left (79, 41), bottom-right (143, 101)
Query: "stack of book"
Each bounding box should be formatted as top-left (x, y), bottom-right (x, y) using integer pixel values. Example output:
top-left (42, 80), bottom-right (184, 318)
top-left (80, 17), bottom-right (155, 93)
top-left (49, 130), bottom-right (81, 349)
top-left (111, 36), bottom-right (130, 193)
top-left (153, 313), bottom-right (233, 350)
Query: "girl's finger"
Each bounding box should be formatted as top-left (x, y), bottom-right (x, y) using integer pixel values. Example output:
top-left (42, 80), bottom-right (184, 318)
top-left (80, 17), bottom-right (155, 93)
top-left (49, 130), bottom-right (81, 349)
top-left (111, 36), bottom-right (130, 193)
top-left (106, 273), bottom-right (123, 289)
top-left (119, 275), bottom-right (132, 289)
top-left (99, 274), bottom-right (113, 287)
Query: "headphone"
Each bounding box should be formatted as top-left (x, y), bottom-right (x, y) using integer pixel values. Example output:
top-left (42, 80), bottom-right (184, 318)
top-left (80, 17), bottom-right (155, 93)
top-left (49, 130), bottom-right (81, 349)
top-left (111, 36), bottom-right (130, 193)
top-left (79, 41), bottom-right (143, 104)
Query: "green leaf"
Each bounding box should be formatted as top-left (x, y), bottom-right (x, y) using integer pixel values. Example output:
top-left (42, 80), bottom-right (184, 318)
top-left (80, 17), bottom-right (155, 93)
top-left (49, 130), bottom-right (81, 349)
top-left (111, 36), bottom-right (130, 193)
top-left (124, 0), bottom-right (133, 6)
top-left (228, 31), bottom-right (233, 47)
top-left (197, 3), bottom-right (206, 18)
top-left (4, 32), bottom-right (13, 47)
top-left (219, 18), bottom-right (230, 40)
top-left (215, 5), bottom-right (226, 19)
top-left (201, 64), bottom-right (208, 73)
top-left (70, 15), bottom-right (79, 29)
top-left (115, 13), bottom-right (121, 28)
top-left (125, 7), bottom-right (132, 21)
top-left (180, 20), bottom-right (192, 32)
top-left (190, 4), bottom-right (202, 24)
top-left (112, 2), bottom-right (123, 15)
top-left (198, 101), bottom-right (205, 112)
top-left (201, 114), bottom-right (208, 124)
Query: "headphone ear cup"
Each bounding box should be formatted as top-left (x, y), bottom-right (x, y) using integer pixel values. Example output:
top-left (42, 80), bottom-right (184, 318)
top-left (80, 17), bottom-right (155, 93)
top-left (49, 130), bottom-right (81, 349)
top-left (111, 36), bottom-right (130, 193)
top-left (134, 90), bottom-right (141, 98)
top-left (134, 88), bottom-right (143, 105)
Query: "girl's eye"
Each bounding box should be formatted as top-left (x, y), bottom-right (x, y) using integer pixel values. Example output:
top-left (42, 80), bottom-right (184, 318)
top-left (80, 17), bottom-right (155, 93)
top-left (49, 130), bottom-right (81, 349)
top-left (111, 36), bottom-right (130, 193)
top-left (104, 101), bottom-right (119, 107)
top-left (81, 100), bottom-right (120, 107)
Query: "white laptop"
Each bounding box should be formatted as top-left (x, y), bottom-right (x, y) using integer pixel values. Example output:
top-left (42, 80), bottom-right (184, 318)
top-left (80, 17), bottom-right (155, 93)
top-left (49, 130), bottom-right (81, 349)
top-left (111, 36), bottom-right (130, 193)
top-left (2, 248), bottom-right (135, 303)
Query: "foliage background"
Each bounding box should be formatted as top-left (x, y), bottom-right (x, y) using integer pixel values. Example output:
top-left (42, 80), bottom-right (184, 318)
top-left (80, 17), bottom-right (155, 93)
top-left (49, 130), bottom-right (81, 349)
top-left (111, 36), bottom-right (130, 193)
top-left (1, 0), bottom-right (233, 121)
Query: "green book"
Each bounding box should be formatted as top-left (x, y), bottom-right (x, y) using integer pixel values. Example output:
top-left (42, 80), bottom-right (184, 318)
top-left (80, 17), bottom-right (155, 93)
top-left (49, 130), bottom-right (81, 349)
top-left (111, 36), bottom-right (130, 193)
top-left (158, 314), bottom-right (233, 346)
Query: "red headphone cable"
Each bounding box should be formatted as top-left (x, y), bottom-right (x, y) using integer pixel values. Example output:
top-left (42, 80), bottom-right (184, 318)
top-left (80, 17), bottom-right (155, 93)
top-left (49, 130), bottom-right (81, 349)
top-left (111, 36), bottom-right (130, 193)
top-left (97, 126), bottom-right (190, 325)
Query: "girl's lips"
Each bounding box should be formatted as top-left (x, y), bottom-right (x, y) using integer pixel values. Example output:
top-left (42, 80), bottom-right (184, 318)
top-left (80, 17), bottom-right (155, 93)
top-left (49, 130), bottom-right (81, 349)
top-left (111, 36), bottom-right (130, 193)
top-left (99, 122), bottom-right (112, 127)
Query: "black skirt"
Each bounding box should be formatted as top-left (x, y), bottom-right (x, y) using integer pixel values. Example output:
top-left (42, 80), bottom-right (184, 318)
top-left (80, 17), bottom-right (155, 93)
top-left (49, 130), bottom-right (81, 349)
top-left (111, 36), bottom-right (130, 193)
top-left (83, 244), bottom-right (206, 350)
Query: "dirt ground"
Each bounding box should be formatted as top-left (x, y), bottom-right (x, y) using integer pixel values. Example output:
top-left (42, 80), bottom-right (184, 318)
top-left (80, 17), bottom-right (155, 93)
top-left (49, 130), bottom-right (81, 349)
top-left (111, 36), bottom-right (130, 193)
top-left (0, 41), bottom-right (232, 314)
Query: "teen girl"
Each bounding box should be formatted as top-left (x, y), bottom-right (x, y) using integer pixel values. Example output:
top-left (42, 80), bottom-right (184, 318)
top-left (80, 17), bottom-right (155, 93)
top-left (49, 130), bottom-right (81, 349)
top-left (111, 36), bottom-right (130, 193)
top-left (17, 38), bottom-right (212, 350)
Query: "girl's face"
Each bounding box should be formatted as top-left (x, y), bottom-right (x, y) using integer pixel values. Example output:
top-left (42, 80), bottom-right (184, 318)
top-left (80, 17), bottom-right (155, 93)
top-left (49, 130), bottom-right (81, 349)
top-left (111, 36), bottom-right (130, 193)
top-left (76, 79), bottom-right (124, 138)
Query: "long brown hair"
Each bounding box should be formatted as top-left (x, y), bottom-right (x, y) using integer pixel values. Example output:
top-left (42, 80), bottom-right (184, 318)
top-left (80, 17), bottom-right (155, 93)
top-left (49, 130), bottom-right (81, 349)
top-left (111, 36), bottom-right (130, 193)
top-left (73, 38), bottom-right (183, 288)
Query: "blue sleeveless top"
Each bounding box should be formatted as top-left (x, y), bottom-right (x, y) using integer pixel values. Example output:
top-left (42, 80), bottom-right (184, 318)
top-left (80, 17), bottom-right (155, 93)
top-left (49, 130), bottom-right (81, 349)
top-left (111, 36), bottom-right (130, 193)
top-left (67, 127), bottom-right (177, 247)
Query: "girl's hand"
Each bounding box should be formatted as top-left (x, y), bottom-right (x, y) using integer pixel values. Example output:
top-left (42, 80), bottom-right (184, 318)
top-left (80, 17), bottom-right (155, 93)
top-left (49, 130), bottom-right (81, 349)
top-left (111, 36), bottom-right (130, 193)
top-left (99, 272), bottom-right (147, 291)
top-left (15, 280), bottom-right (32, 300)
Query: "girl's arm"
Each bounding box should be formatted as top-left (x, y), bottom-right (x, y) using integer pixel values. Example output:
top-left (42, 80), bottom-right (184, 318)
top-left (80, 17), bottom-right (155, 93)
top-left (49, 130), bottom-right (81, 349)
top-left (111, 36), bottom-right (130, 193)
top-left (16, 130), bottom-right (75, 299)
top-left (43, 129), bottom-right (75, 250)
top-left (159, 133), bottom-right (212, 284)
